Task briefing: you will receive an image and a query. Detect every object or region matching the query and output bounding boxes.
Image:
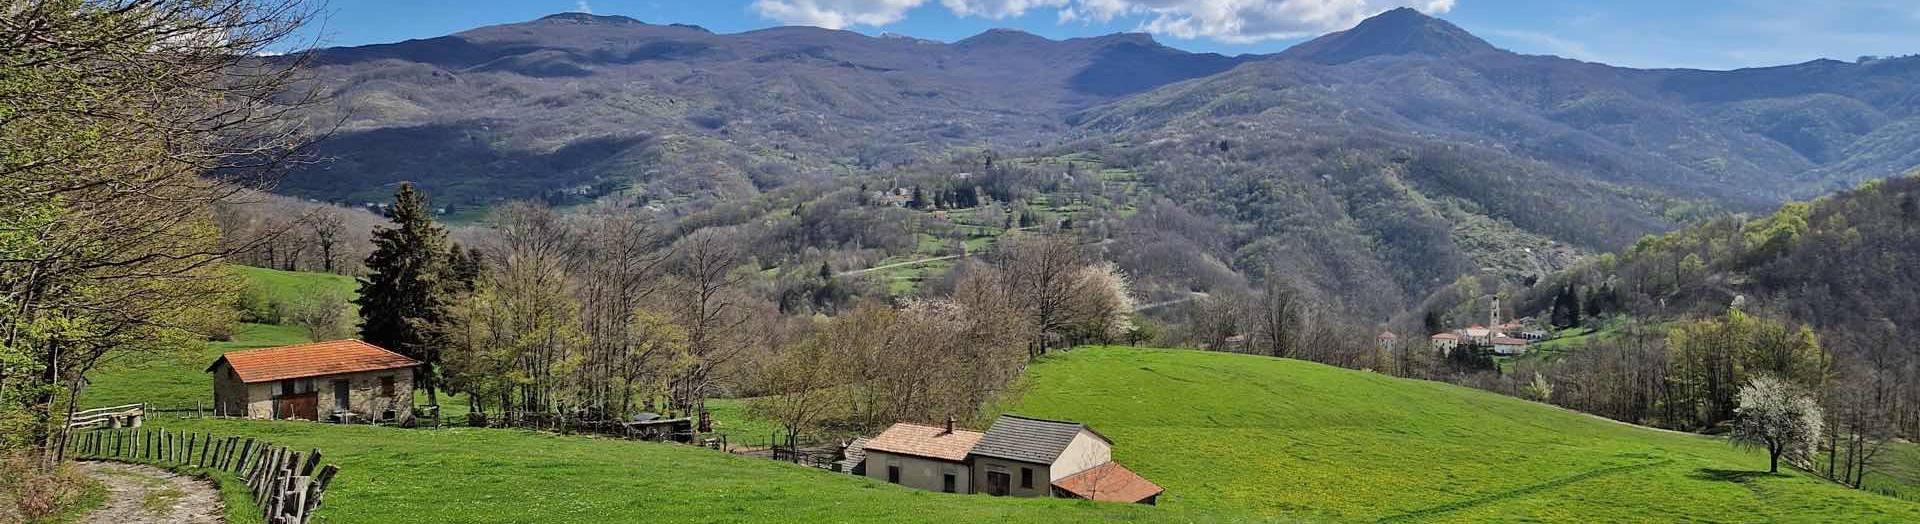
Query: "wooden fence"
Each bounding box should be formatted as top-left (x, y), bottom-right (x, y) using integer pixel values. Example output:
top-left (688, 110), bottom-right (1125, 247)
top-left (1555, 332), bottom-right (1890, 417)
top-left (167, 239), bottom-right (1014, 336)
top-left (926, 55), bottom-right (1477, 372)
top-left (66, 403), bottom-right (145, 429)
top-left (71, 427), bottom-right (339, 524)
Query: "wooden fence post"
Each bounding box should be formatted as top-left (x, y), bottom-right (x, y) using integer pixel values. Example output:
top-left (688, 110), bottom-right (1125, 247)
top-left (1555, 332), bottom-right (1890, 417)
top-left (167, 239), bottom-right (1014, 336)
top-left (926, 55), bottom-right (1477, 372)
top-left (300, 450), bottom-right (321, 476)
top-left (303, 464), bottom-right (337, 523)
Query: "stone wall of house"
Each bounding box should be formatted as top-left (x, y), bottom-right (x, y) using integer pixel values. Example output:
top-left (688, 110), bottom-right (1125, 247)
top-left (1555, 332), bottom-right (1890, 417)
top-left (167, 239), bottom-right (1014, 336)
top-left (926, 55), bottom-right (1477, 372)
top-left (212, 364), bottom-right (244, 416)
top-left (245, 383), bottom-right (274, 419)
top-left (864, 451), bottom-right (972, 494)
top-left (313, 370), bottom-right (413, 422)
top-left (971, 457), bottom-right (1051, 497)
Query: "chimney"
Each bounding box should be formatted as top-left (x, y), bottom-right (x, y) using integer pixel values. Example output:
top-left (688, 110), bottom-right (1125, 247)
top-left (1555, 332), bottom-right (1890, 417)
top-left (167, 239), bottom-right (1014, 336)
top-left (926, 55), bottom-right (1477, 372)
top-left (944, 415), bottom-right (956, 435)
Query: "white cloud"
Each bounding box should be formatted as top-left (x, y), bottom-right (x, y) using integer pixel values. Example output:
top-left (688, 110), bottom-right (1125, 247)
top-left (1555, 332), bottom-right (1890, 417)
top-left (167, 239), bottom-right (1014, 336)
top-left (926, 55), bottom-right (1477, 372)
top-left (751, 0), bottom-right (930, 29)
top-left (753, 0), bottom-right (1455, 42)
top-left (1100, 1), bottom-right (1457, 43)
top-left (576, 0), bottom-right (594, 14)
top-left (942, 0), bottom-right (1070, 19)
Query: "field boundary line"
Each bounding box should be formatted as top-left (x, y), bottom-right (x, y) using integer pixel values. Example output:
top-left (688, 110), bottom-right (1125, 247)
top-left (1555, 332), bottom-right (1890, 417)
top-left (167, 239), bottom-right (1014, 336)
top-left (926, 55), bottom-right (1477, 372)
top-left (1376, 459), bottom-right (1674, 522)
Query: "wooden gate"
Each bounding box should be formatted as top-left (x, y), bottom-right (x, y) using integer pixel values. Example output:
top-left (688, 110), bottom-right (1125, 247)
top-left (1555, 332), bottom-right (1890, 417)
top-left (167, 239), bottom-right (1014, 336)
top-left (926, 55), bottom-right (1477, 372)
top-left (276, 393), bottom-right (318, 420)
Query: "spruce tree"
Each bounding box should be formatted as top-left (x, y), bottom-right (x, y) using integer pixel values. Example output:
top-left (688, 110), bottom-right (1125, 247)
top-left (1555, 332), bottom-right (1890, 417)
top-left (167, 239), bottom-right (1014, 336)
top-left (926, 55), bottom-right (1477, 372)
top-left (357, 183), bottom-right (456, 410)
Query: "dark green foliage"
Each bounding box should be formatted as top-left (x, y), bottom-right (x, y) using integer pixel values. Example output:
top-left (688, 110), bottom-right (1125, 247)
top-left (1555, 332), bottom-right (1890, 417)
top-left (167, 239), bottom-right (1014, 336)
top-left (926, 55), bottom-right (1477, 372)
top-left (1550, 284), bottom-right (1583, 329)
top-left (447, 244), bottom-right (485, 293)
top-left (356, 184), bottom-right (459, 403)
top-left (1446, 344), bottom-right (1498, 373)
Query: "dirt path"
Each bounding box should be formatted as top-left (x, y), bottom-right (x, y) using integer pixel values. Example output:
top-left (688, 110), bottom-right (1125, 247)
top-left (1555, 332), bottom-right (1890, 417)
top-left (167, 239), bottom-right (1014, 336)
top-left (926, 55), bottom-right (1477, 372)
top-left (79, 461), bottom-right (223, 524)
top-left (835, 253), bottom-right (968, 276)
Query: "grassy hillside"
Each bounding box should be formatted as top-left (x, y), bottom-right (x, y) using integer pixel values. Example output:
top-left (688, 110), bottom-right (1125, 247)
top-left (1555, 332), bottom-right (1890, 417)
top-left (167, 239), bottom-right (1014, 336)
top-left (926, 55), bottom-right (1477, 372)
top-left (80, 266), bottom-right (354, 409)
top-left (1003, 346), bottom-right (1920, 522)
top-left (133, 418), bottom-right (1191, 523)
top-left (82, 323), bottom-right (310, 409)
top-left (82, 268), bottom-right (1920, 522)
top-left (234, 265), bottom-right (358, 306)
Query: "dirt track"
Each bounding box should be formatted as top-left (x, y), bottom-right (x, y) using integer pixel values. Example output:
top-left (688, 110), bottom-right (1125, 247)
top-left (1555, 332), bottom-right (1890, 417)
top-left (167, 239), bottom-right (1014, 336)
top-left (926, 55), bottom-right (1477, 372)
top-left (79, 461), bottom-right (222, 524)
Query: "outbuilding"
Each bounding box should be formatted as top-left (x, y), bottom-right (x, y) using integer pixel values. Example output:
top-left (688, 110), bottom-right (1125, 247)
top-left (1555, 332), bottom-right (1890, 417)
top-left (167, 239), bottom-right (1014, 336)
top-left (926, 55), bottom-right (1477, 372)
top-left (968, 414), bottom-right (1160, 504)
top-left (207, 340), bottom-right (420, 423)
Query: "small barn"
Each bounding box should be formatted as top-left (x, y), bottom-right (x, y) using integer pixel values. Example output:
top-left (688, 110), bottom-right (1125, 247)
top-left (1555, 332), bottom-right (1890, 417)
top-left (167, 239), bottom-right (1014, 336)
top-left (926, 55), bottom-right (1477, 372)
top-left (207, 340), bottom-right (420, 423)
top-left (968, 415), bottom-right (1160, 504)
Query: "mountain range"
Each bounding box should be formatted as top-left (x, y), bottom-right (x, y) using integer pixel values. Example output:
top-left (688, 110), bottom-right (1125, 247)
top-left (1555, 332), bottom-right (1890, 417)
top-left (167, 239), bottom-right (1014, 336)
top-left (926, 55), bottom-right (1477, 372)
top-left (273, 8), bottom-right (1920, 315)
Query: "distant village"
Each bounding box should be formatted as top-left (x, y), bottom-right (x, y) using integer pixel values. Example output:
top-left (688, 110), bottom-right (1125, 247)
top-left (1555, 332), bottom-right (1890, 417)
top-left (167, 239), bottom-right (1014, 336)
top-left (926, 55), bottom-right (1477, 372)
top-left (1421, 298), bottom-right (1550, 357)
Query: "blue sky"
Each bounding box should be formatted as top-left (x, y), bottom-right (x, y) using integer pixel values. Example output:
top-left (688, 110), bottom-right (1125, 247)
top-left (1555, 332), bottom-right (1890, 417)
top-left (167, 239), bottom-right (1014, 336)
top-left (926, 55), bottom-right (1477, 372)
top-left (290, 1), bottom-right (1920, 70)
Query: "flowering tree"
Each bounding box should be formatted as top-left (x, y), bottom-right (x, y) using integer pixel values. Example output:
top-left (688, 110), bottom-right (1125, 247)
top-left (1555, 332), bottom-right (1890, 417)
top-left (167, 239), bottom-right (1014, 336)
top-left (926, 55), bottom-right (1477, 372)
top-left (1731, 375), bottom-right (1824, 473)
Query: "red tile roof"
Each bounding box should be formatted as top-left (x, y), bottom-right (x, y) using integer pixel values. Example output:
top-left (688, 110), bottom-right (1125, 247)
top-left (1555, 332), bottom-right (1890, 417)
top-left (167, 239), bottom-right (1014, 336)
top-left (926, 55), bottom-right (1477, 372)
top-left (1431, 333), bottom-right (1461, 340)
top-left (864, 423), bottom-right (984, 462)
top-left (1052, 462), bottom-right (1163, 503)
top-left (207, 340), bottom-right (420, 383)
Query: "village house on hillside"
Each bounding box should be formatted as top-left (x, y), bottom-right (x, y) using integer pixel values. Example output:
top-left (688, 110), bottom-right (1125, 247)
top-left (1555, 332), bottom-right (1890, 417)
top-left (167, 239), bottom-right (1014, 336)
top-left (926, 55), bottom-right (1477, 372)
top-left (861, 414), bottom-right (1163, 505)
top-left (863, 418), bottom-right (984, 493)
top-left (207, 340), bottom-right (419, 423)
top-left (970, 415), bottom-right (1162, 504)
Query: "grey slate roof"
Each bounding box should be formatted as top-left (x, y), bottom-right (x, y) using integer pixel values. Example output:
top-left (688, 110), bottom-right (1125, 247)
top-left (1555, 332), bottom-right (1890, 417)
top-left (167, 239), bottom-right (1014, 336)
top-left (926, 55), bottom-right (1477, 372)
top-left (836, 437), bottom-right (870, 474)
top-left (968, 414), bottom-right (1108, 465)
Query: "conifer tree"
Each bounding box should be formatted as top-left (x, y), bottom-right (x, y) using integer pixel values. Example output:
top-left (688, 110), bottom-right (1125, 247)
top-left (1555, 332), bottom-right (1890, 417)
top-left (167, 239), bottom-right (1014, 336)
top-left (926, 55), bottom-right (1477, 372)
top-left (357, 184), bottom-right (456, 409)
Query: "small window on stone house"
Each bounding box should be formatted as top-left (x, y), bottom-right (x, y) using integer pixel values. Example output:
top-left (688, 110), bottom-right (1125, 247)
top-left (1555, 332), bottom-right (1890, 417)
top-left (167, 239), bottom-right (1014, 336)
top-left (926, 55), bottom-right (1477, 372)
top-left (381, 376), bottom-right (397, 397)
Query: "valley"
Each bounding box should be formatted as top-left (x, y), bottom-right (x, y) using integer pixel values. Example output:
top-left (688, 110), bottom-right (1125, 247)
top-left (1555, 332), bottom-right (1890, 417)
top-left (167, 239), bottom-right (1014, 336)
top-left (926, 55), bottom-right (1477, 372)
top-left (10, 3), bottom-right (1920, 523)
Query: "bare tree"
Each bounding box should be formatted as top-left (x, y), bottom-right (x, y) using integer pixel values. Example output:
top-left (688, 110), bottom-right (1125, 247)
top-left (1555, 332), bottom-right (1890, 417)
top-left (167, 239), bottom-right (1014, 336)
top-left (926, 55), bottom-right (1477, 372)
top-left (664, 229), bottom-right (753, 416)
top-left (310, 208), bottom-right (346, 273)
top-left (1251, 275), bottom-right (1313, 359)
top-left (993, 233), bottom-right (1091, 357)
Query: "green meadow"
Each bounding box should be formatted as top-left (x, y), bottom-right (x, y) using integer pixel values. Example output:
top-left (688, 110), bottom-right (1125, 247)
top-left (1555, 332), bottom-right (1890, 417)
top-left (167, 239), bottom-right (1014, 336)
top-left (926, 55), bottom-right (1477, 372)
top-left (78, 269), bottom-right (1920, 522)
top-left (1008, 346), bottom-right (1920, 522)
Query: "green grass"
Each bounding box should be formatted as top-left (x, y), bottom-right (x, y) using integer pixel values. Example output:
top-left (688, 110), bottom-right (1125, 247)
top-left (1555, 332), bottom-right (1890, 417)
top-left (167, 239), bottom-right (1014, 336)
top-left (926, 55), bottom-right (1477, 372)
top-left (82, 323), bottom-right (312, 409)
top-left (234, 266), bottom-right (357, 307)
top-left (703, 398), bottom-right (783, 443)
top-left (1857, 442), bottom-right (1920, 502)
top-left (1002, 346), bottom-right (1920, 522)
top-left (138, 419), bottom-right (1189, 523)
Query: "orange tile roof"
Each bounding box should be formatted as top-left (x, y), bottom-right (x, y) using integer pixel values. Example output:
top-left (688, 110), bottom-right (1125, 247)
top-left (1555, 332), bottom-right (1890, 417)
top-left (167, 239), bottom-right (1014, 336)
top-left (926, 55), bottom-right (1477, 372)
top-left (864, 423), bottom-right (984, 462)
top-left (1052, 462), bottom-right (1163, 503)
top-left (1431, 333), bottom-right (1461, 340)
top-left (207, 340), bottom-right (420, 383)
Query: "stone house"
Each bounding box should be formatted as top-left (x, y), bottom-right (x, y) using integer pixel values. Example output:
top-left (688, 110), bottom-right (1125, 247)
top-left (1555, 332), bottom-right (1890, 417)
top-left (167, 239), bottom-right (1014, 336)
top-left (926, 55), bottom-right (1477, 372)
top-left (859, 414), bottom-right (1162, 504)
top-left (207, 340), bottom-right (420, 423)
top-left (1430, 332), bottom-right (1462, 354)
top-left (968, 415), bottom-right (1161, 504)
top-left (1491, 336), bottom-right (1531, 356)
top-left (863, 419), bottom-right (983, 494)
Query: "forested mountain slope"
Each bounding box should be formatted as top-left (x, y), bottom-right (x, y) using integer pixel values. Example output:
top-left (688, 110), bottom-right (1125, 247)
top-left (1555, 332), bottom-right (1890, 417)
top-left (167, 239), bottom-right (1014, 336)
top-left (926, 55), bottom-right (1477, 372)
top-left (1527, 170), bottom-right (1920, 361)
top-left (269, 9), bottom-right (1920, 317)
top-left (1054, 8), bottom-right (1920, 313)
top-left (277, 12), bottom-right (1244, 205)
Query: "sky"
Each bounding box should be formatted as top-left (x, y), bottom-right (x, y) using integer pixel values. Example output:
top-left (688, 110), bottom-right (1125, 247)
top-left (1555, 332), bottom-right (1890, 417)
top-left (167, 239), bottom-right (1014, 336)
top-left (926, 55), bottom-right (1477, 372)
top-left (288, 0), bottom-right (1920, 70)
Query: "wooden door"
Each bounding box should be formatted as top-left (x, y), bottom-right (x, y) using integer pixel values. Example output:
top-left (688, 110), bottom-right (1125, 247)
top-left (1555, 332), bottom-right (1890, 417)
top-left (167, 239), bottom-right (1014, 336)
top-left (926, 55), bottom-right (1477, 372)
top-left (986, 471), bottom-right (1011, 496)
top-left (276, 393), bottom-right (318, 420)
